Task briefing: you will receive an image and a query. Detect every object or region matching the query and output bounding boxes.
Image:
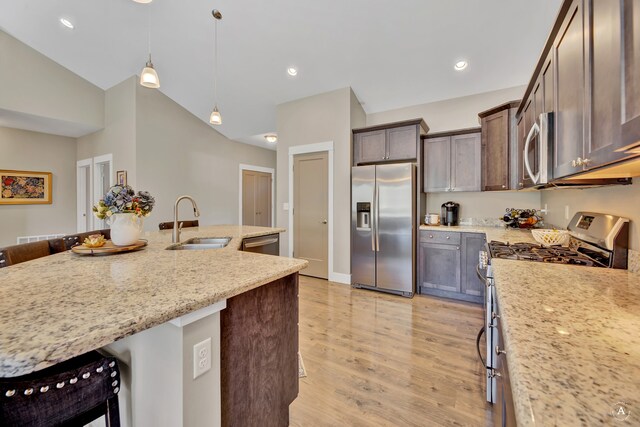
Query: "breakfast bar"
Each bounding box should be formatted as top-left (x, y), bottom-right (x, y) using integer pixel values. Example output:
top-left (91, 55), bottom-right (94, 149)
top-left (0, 225), bottom-right (307, 426)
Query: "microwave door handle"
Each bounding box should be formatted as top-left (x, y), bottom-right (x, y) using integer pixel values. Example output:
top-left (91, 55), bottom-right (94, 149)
top-left (524, 122), bottom-right (540, 184)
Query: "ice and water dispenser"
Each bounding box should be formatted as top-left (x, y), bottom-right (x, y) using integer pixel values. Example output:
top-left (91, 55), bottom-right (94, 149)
top-left (356, 202), bottom-right (371, 230)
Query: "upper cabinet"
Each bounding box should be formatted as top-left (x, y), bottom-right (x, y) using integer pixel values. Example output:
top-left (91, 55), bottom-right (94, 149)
top-left (620, 0), bottom-right (640, 152)
top-left (479, 101), bottom-right (519, 191)
top-left (353, 119), bottom-right (429, 166)
top-left (553, 0), bottom-right (586, 178)
top-left (515, 0), bottom-right (640, 181)
top-left (423, 129), bottom-right (481, 193)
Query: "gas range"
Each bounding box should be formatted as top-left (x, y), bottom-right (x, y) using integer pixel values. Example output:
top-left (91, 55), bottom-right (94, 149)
top-left (479, 211), bottom-right (630, 406)
top-left (484, 211), bottom-right (630, 270)
top-left (488, 241), bottom-right (606, 267)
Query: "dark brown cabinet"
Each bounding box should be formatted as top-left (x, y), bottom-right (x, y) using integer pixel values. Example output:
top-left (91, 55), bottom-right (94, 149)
top-left (353, 120), bottom-right (428, 165)
top-left (621, 0), bottom-right (640, 150)
top-left (553, 0), bottom-right (585, 179)
top-left (516, 0), bottom-right (640, 182)
top-left (423, 130), bottom-right (481, 193)
top-left (479, 102), bottom-right (519, 191)
top-left (353, 129), bottom-right (386, 164)
top-left (418, 230), bottom-right (485, 304)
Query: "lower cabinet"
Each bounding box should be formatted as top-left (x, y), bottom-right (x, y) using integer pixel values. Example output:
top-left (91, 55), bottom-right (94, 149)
top-left (418, 230), bottom-right (486, 304)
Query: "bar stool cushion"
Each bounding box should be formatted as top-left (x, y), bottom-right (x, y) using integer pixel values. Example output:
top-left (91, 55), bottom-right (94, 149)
top-left (0, 351), bottom-right (120, 427)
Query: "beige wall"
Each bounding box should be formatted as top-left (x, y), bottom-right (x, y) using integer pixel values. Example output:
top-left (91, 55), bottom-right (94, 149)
top-left (0, 30), bottom-right (104, 135)
top-left (135, 84), bottom-right (276, 230)
top-left (367, 85), bottom-right (527, 132)
top-left (427, 191), bottom-right (542, 222)
top-left (77, 77), bottom-right (137, 188)
top-left (276, 87), bottom-right (354, 280)
top-left (0, 127), bottom-right (77, 246)
top-left (541, 184), bottom-right (640, 250)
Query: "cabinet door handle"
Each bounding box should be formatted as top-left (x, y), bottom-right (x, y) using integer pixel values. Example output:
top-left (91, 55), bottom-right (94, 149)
top-left (501, 185), bottom-right (506, 189)
top-left (446, 236), bottom-right (450, 240)
top-left (429, 235), bottom-right (433, 238)
top-left (456, 246), bottom-right (460, 250)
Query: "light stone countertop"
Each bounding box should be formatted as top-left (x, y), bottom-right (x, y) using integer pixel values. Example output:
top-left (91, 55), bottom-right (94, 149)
top-left (0, 225), bottom-right (307, 377)
top-left (492, 259), bottom-right (640, 426)
top-left (421, 224), bottom-right (640, 424)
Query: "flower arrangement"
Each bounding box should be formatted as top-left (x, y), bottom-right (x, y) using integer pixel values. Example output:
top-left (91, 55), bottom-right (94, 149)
top-left (93, 185), bottom-right (155, 220)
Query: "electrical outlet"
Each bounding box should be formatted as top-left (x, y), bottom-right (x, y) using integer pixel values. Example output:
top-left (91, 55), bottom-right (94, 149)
top-left (193, 338), bottom-right (211, 379)
top-left (565, 205), bottom-right (570, 220)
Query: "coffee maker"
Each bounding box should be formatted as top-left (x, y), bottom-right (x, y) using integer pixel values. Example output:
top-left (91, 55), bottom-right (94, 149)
top-left (441, 201), bottom-right (460, 226)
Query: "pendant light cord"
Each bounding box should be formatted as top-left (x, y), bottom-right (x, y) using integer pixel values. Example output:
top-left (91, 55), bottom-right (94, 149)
top-left (213, 17), bottom-right (218, 103)
top-left (147, 8), bottom-right (151, 61)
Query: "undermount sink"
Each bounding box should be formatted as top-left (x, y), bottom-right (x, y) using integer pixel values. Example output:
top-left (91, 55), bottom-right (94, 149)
top-left (166, 237), bottom-right (231, 250)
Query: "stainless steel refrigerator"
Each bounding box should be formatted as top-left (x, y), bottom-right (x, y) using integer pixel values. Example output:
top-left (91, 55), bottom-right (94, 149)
top-left (351, 163), bottom-right (415, 297)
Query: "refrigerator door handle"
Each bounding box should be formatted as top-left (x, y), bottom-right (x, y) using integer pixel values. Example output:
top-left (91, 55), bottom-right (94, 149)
top-left (371, 179), bottom-right (377, 252)
top-left (375, 181), bottom-right (380, 252)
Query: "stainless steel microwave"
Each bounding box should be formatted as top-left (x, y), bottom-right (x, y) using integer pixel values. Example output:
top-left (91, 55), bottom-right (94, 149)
top-left (523, 112), bottom-right (554, 186)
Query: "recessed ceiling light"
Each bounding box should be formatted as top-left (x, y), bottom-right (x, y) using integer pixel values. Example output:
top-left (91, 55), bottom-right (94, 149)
top-left (132, 0), bottom-right (153, 3)
top-left (287, 67), bottom-right (298, 77)
top-left (454, 60), bottom-right (468, 71)
top-left (59, 18), bottom-right (74, 29)
top-left (264, 134), bottom-right (278, 143)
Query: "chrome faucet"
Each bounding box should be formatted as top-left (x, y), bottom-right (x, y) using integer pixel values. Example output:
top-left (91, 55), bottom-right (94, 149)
top-left (172, 195), bottom-right (201, 243)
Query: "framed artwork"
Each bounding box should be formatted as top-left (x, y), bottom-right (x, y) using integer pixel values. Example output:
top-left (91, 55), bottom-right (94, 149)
top-left (0, 170), bottom-right (52, 205)
top-left (117, 170), bottom-right (127, 186)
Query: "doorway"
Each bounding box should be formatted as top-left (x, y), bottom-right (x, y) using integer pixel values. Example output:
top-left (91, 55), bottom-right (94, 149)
top-left (76, 154), bottom-right (113, 232)
top-left (293, 151), bottom-right (329, 279)
top-left (239, 164), bottom-right (274, 227)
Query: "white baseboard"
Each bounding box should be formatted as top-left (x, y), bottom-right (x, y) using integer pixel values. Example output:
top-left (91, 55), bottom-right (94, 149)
top-left (329, 272), bottom-right (351, 284)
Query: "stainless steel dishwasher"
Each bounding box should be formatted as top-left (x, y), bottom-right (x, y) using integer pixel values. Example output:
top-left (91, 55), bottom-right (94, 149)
top-left (241, 234), bottom-right (279, 255)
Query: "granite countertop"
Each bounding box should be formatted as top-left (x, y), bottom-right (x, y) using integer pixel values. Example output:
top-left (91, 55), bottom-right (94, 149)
top-left (419, 224), bottom-right (539, 244)
top-left (492, 259), bottom-right (640, 426)
top-left (0, 225), bottom-right (307, 377)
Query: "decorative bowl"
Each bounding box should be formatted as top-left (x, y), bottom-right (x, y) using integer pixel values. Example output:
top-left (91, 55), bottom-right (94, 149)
top-left (531, 229), bottom-right (570, 247)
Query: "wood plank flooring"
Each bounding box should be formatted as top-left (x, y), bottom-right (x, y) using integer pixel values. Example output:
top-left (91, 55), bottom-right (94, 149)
top-left (290, 276), bottom-right (493, 427)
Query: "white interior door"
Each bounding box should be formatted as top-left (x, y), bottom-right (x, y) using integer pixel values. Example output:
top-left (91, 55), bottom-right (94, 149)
top-left (76, 159), bottom-right (93, 232)
top-left (93, 155), bottom-right (113, 230)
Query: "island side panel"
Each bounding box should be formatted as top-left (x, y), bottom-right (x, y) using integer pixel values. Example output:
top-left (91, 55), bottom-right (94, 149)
top-left (220, 273), bottom-right (299, 427)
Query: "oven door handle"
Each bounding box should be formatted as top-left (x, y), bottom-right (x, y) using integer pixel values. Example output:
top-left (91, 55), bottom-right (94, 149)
top-left (476, 263), bottom-right (486, 282)
top-left (524, 122), bottom-right (540, 184)
top-left (476, 326), bottom-right (486, 367)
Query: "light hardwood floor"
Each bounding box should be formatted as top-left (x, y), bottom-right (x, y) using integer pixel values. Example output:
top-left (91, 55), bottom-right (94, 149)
top-left (290, 276), bottom-right (493, 427)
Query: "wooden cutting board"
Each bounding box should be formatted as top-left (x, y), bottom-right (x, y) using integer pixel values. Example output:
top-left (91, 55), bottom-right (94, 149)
top-left (71, 240), bottom-right (147, 256)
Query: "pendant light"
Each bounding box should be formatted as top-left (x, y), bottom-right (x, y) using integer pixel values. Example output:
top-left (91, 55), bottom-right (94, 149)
top-left (209, 9), bottom-right (223, 125)
top-left (140, 6), bottom-right (160, 88)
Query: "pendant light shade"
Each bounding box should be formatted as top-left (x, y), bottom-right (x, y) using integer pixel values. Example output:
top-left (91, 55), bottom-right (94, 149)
top-left (140, 55), bottom-right (160, 88)
top-left (140, 5), bottom-right (160, 89)
top-left (209, 9), bottom-right (223, 126)
top-left (209, 106), bottom-right (222, 125)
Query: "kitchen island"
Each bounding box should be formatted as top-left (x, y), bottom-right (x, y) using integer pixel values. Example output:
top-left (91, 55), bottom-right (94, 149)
top-left (0, 225), bottom-right (307, 426)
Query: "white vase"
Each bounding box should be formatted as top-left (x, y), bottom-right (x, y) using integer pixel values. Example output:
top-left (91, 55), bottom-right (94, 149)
top-left (108, 213), bottom-right (144, 246)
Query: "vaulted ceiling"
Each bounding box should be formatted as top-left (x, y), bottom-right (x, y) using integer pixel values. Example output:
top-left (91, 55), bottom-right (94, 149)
top-left (0, 0), bottom-right (561, 149)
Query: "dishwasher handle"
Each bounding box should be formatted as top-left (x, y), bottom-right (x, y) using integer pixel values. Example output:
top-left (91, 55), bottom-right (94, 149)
top-left (243, 237), bottom-right (279, 248)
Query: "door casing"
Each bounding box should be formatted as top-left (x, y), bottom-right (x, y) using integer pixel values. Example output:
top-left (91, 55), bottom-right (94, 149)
top-left (287, 142), bottom-right (335, 280)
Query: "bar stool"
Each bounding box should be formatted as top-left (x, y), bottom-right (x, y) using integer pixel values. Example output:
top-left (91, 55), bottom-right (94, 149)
top-left (0, 351), bottom-right (121, 427)
top-left (0, 241), bottom-right (51, 269)
top-left (158, 220), bottom-right (199, 230)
